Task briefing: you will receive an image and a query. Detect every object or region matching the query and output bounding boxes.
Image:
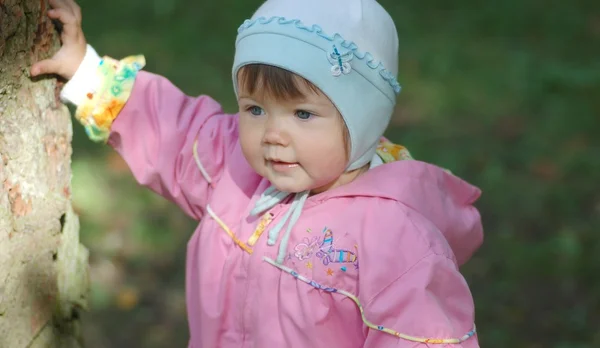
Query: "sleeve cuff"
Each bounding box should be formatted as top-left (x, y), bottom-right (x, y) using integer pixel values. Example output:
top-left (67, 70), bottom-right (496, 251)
top-left (60, 44), bottom-right (102, 106)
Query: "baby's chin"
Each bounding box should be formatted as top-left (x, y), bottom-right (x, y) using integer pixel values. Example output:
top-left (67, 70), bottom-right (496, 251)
top-left (268, 180), bottom-right (310, 194)
top-left (265, 174), bottom-right (315, 194)
top-left (257, 164), bottom-right (339, 194)
top-left (273, 178), bottom-right (340, 196)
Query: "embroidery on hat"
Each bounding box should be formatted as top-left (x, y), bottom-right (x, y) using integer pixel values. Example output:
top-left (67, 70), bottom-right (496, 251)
top-left (328, 45), bottom-right (353, 77)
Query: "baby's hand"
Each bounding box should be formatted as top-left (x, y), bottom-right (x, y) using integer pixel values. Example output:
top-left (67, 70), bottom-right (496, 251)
top-left (30, 0), bottom-right (87, 80)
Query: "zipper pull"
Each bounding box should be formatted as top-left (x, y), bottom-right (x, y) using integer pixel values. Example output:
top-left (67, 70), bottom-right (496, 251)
top-left (247, 212), bottom-right (274, 246)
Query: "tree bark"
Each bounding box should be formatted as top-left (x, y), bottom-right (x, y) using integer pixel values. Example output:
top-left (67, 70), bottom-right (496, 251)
top-left (0, 0), bottom-right (89, 347)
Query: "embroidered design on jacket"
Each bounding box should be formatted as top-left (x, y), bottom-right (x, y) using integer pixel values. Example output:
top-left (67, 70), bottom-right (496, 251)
top-left (293, 227), bottom-right (359, 268)
top-left (294, 236), bottom-right (321, 260)
top-left (315, 227), bottom-right (359, 268)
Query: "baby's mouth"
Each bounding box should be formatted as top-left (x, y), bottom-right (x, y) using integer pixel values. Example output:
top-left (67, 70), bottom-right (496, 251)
top-left (269, 160), bottom-right (299, 172)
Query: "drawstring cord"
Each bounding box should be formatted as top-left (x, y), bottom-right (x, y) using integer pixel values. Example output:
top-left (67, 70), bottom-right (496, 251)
top-left (249, 187), bottom-right (309, 263)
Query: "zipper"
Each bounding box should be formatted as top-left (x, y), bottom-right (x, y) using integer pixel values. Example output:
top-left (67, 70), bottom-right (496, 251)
top-left (239, 204), bottom-right (282, 344)
top-left (246, 212), bottom-right (274, 246)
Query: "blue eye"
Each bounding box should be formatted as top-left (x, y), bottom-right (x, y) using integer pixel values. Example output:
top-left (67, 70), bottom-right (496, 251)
top-left (248, 106), bottom-right (264, 116)
top-left (296, 110), bottom-right (313, 120)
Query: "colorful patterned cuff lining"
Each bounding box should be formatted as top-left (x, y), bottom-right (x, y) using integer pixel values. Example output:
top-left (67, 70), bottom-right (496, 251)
top-left (375, 141), bottom-right (414, 162)
top-left (263, 257), bottom-right (477, 344)
top-left (375, 141), bottom-right (455, 175)
top-left (74, 55), bottom-right (146, 142)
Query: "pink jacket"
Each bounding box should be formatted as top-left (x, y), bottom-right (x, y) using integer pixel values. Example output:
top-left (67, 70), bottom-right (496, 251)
top-left (107, 71), bottom-right (484, 347)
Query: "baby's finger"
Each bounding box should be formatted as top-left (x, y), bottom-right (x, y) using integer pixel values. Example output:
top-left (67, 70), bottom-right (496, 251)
top-left (62, 0), bottom-right (82, 22)
top-left (47, 8), bottom-right (76, 25)
top-left (48, 0), bottom-right (71, 12)
top-left (30, 59), bottom-right (61, 77)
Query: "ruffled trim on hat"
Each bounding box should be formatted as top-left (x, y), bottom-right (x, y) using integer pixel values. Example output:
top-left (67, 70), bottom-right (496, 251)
top-left (238, 16), bottom-right (402, 95)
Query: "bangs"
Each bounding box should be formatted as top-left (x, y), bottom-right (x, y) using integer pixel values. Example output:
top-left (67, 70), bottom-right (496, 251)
top-left (237, 64), bottom-right (321, 100)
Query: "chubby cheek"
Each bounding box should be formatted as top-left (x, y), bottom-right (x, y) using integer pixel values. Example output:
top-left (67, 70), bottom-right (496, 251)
top-left (301, 139), bottom-right (347, 186)
top-left (239, 124), bottom-right (265, 176)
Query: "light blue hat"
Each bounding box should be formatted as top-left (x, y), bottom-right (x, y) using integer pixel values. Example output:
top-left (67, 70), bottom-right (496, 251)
top-left (233, 0), bottom-right (401, 171)
top-left (232, 0), bottom-right (401, 263)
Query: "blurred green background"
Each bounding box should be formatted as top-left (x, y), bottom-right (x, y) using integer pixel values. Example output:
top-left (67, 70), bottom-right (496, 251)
top-left (70, 0), bottom-right (599, 347)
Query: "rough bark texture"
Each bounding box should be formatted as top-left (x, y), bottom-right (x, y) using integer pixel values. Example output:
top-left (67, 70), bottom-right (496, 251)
top-left (0, 0), bottom-right (89, 347)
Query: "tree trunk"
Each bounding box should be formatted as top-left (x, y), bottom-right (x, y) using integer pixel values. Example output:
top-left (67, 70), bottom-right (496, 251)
top-left (0, 0), bottom-right (89, 347)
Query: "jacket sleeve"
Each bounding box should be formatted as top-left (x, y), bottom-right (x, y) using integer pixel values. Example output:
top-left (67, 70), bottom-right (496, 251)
top-left (61, 45), bottom-right (239, 220)
top-left (361, 254), bottom-right (479, 347)
top-left (107, 71), bottom-right (239, 220)
top-left (358, 204), bottom-right (479, 347)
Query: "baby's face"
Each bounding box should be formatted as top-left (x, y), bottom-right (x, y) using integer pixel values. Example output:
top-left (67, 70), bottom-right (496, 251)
top-left (237, 83), bottom-right (348, 194)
